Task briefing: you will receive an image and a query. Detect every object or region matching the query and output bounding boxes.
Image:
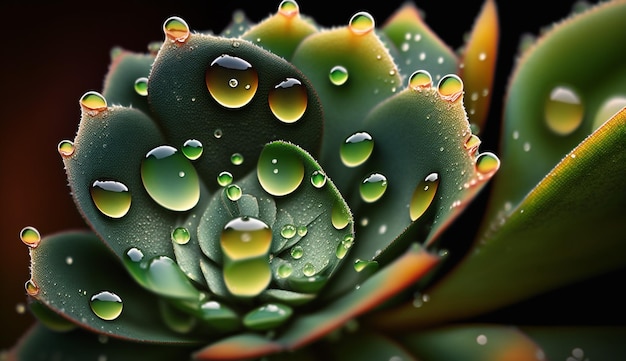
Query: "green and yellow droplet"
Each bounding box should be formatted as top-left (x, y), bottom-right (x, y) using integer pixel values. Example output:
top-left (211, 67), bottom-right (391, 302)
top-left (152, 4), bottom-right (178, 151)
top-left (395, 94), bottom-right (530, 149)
top-left (206, 54), bottom-right (258, 109)
top-left (268, 78), bottom-right (308, 123)
top-left (409, 172), bottom-right (439, 221)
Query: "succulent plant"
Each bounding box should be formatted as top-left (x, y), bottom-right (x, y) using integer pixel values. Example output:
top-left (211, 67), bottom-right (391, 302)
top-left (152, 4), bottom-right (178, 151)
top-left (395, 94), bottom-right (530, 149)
top-left (6, 0), bottom-right (626, 360)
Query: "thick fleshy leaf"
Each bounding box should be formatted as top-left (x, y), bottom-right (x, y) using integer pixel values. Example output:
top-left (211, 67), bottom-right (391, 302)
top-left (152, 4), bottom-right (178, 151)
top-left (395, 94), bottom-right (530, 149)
top-left (195, 245), bottom-right (439, 360)
top-left (102, 48), bottom-right (155, 115)
top-left (27, 231), bottom-right (204, 343)
top-left (458, 0), bottom-right (499, 132)
top-left (219, 10), bottom-right (253, 38)
top-left (147, 32), bottom-right (324, 191)
top-left (8, 324), bottom-right (194, 361)
top-left (365, 108), bottom-right (626, 329)
top-left (521, 326), bottom-right (626, 360)
top-left (329, 331), bottom-right (419, 361)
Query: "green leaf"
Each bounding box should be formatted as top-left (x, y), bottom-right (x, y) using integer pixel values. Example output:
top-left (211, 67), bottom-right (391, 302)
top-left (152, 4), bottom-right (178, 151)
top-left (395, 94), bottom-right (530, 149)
top-left (522, 326), bottom-right (626, 360)
top-left (329, 331), bottom-right (419, 361)
top-left (102, 48), bottom-right (155, 115)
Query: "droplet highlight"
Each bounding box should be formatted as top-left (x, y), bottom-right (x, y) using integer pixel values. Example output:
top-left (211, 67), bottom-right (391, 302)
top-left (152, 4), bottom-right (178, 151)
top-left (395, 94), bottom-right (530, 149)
top-left (329, 65), bottom-right (349, 86)
top-left (90, 291), bottom-right (123, 321)
top-left (182, 139), bottom-right (203, 160)
top-left (349, 12), bottom-right (375, 35)
top-left (409, 172), bottom-right (439, 221)
top-left (437, 74), bottom-right (464, 101)
top-left (206, 54), bottom-right (258, 108)
top-left (360, 173), bottom-right (388, 203)
top-left (592, 96), bottom-right (626, 131)
top-left (340, 131), bottom-right (374, 167)
top-left (90, 180), bottom-right (132, 218)
top-left (134, 77), bottom-right (149, 96)
top-left (20, 226), bottom-right (41, 248)
top-left (545, 86), bottom-right (584, 135)
top-left (268, 78), bottom-right (308, 123)
top-left (257, 146), bottom-right (304, 196)
top-left (163, 16), bottom-right (190, 43)
top-left (141, 145), bottom-right (200, 211)
top-left (408, 70), bottom-right (432, 89)
top-left (278, 0), bottom-right (299, 17)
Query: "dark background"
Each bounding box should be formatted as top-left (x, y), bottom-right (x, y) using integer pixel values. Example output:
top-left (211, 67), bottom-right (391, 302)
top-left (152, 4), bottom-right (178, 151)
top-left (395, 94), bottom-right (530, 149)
top-left (1, 0), bottom-right (608, 350)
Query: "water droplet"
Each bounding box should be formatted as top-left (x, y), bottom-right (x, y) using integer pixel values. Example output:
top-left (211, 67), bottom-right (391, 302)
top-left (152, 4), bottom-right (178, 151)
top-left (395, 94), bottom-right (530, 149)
top-left (20, 226), bottom-right (41, 248)
top-left (221, 217), bottom-right (272, 260)
top-left (437, 74), bottom-right (463, 101)
top-left (90, 291), bottom-right (123, 321)
top-left (476, 152), bottom-right (500, 175)
top-left (134, 77), bottom-right (149, 96)
top-left (141, 145), bottom-right (200, 211)
top-left (57, 140), bottom-right (75, 157)
top-left (230, 152), bottom-right (244, 165)
top-left (163, 16), bottom-right (190, 43)
top-left (90, 180), bottom-right (132, 218)
top-left (408, 70), bottom-right (432, 89)
top-left (340, 131), bottom-right (374, 167)
top-left (310, 170), bottom-right (327, 188)
top-left (277, 263), bottom-right (293, 278)
top-left (182, 139), bottom-right (203, 160)
top-left (243, 303), bottom-right (293, 330)
top-left (302, 262), bottom-right (316, 276)
top-left (360, 173), bottom-right (388, 203)
top-left (217, 171), bottom-right (233, 187)
top-left (123, 247), bottom-right (147, 285)
top-left (80, 91), bottom-right (107, 114)
top-left (329, 65), bottom-right (349, 86)
top-left (171, 226), bottom-right (191, 245)
top-left (268, 78), bottom-right (308, 123)
top-left (464, 134), bottom-right (481, 155)
top-left (545, 86), bottom-right (583, 135)
top-left (206, 54), bottom-right (258, 108)
top-left (409, 172), bottom-right (439, 221)
top-left (223, 257), bottom-right (271, 297)
top-left (278, 0), bottom-right (299, 17)
top-left (280, 224), bottom-right (297, 239)
top-left (25, 279), bottom-right (39, 296)
top-left (257, 146), bottom-right (304, 196)
top-left (296, 226), bottom-right (308, 237)
top-left (335, 236), bottom-right (353, 259)
top-left (349, 11), bottom-right (375, 35)
top-left (593, 96), bottom-right (626, 131)
top-left (214, 129), bottom-right (223, 139)
top-left (331, 202), bottom-right (350, 230)
top-left (146, 256), bottom-right (200, 299)
top-left (226, 184), bottom-right (242, 201)
top-left (290, 245), bottom-right (303, 259)
top-left (354, 259), bottom-right (378, 272)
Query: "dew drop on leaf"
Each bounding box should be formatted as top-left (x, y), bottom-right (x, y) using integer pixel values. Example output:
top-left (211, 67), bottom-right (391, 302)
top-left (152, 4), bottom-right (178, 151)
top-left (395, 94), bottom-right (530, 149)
top-left (290, 245), bottom-right (304, 259)
top-left (277, 263), bottom-right (293, 278)
top-left (331, 202), bottom-right (351, 230)
top-left (349, 11), bottom-right (375, 35)
top-left (25, 279), bottom-right (39, 296)
top-left (354, 259), bottom-right (378, 272)
top-left (297, 225), bottom-right (308, 237)
top-left (243, 303), bottom-right (293, 330)
top-left (163, 16), bottom-right (190, 43)
top-left (257, 146), bottom-right (304, 196)
top-left (277, 0), bottom-right (299, 17)
top-left (408, 70), bottom-right (432, 89)
top-left (340, 131), bottom-right (374, 167)
top-left (217, 171), bottom-right (234, 187)
top-left (409, 172), bottom-right (439, 221)
top-left (90, 180), bottom-right (132, 218)
top-left (182, 139), bottom-right (203, 160)
top-left (57, 140), bottom-right (75, 157)
top-left (280, 224), bottom-right (297, 239)
top-left (80, 91), bottom-right (107, 115)
top-left (123, 247), bottom-right (148, 286)
top-left (221, 217), bottom-right (272, 260)
top-left (206, 54), bottom-right (258, 108)
top-left (89, 291), bottom-right (123, 321)
top-left (437, 74), bottom-right (464, 102)
top-left (226, 184), bottom-right (242, 201)
top-left (329, 65), bottom-right (349, 86)
top-left (171, 227), bottom-right (191, 245)
top-left (20, 226), bottom-right (41, 248)
top-left (310, 170), bottom-right (327, 188)
top-left (141, 145), bottom-right (200, 212)
top-left (302, 262), bottom-right (316, 276)
top-left (360, 172), bottom-right (388, 203)
top-left (134, 77), bottom-right (149, 96)
top-left (146, 256), bottom-right (200, 299)
top-left (545, 86), bottom-right (583, 136)
top-left (268, 78), bottom-right (308, 123)
top-left (464, 134), bottom-right (481, 155)
top-left (231, 152), bottom-right (244, 165)
top-left (475, 152), bottom-right (500, 175)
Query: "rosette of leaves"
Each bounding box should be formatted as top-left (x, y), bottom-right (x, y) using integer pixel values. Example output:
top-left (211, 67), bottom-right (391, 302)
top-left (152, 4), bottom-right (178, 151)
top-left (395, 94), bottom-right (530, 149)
top-left (9, 0), bottom-right (626, 360)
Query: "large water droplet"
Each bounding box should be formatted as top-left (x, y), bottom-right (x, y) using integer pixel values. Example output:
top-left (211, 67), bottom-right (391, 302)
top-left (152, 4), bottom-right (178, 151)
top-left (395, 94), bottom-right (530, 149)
top-left (349, 11), bottom-right (375, 35)
top-left (437, 74), bottom-right (463, 102)
top-left (340, 131), bottom-right (374, 167)
top-left (545, 86), bottom-right (583, 136)
top-left (90, 180), bottom-right (132, 218)
top-left (57, 140), bottom-right (75, 157)
top-left (329, 65), bottom-right (349, 86)
top-left (360, 173), bottom-right (388, 203)
top-left (408, 70), bottom-right (432, 89)
top-left (332, 202), bottom-right (350, 230)
top-left (278, 0), bottom-right (299, 17)
top-left (409, 172), bottom-right (439, 221)
top-left (182, 139), bottom-right (203, 160)
top-left (223, 258), bottom-right (271, 297)
top-left (134, 77), bottom-right (149, 96)
top-left (141, 145), bottom-right (200, 211)
top-left (257, 146), bottom-right (304, 196)
top-left (90, 291), bottom-right (123, 321)
top-left (268, 78), bottom-right (307, 123)
top-left (171, 227), bottom-right (191, 245)
top-left (221, 216), bottom-right (272, 260)
top-left (206, 54), bottom-right (258, 108)
top-left (163, 16), bottom-right (190, 43)
top-left (20, 226), bottom-right (41, 248)
top-left (476, 152), bottom-right (500, 175)
top-left (80, 91), bottom-right (107, 115)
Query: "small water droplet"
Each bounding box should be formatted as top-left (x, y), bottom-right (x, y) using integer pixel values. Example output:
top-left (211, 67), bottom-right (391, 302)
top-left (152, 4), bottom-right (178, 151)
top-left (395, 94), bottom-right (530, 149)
top-left (340, 131), bottom-right (374, 167)
top-left (331, 202), bottom-right (350, 230)
top-left (163, 16), bottom-right (190, 43)
top-left (329, 65), bottom-right (349, 86)
top-left (57, 140), bottom-right (75, 157)
top-left (545, 86), bottom-right (583, 135)
top-left (278, 0), bottom-right (299, 17)
top-left (171, 227), bottom-right (191, 245)
top-left (360, 173), bottom-right (388, 203)
top-left (217, 171), bottom-right (234, 187)
top-left (408, 70), bottom-right (432, 89)
top-left (230, 152), bottom-right (244, 165)
top-left (409, 172), bottom-right (439, 221)
top-left (20, 226), bottom-right (41, 248)
top-left (141, 145), bottom-right (200, 211)
top-left (349, 11), bottom-right (375, 35)
top-left (214, 129), bottom-right (223, 139)
top-left (268, 78), bottom-right (307, 123)
top-left (464, 134), bottom-right (481, 154)
top-left (335, 235), bottom-right (353, 259)
top-left (354, 259), bottom-right (378, 272)
top-left (290, 245), bottom-right (303, 259)
top-left (25, 279), bottom-right (39, 296)
top-left (182, 139), bottom-right (203, 160)
top-left (302, 262), bottom-right (316, 276)
top-left (134, 77), bottom-right (149, 96)
top-left (226, 184), bottom-right (242, 201)
top-left (310, 170), bottom-right (327, 188)
top-left (476, 152), bottom-right (500, 175)
top-left (296, 225), bottom-right (308, 237)
top-left (277, 263), bottom-right (293, 278)
top-left (206, 54), bottom-right (258, 108)
top-left (280, 224), bottom-right (297, 239)
top-left (123, 247), bottom-right (147, 284)
top-left (437, 74), bottom-right (463, 101)
top-left (90, 180), bottom-right (131, 218)
top-left (90, 291), bottom-right (123, 321)
top-left (80, 91), bottom-right (107, 115)
top-left (257, 146), bottom-right (304, 196)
